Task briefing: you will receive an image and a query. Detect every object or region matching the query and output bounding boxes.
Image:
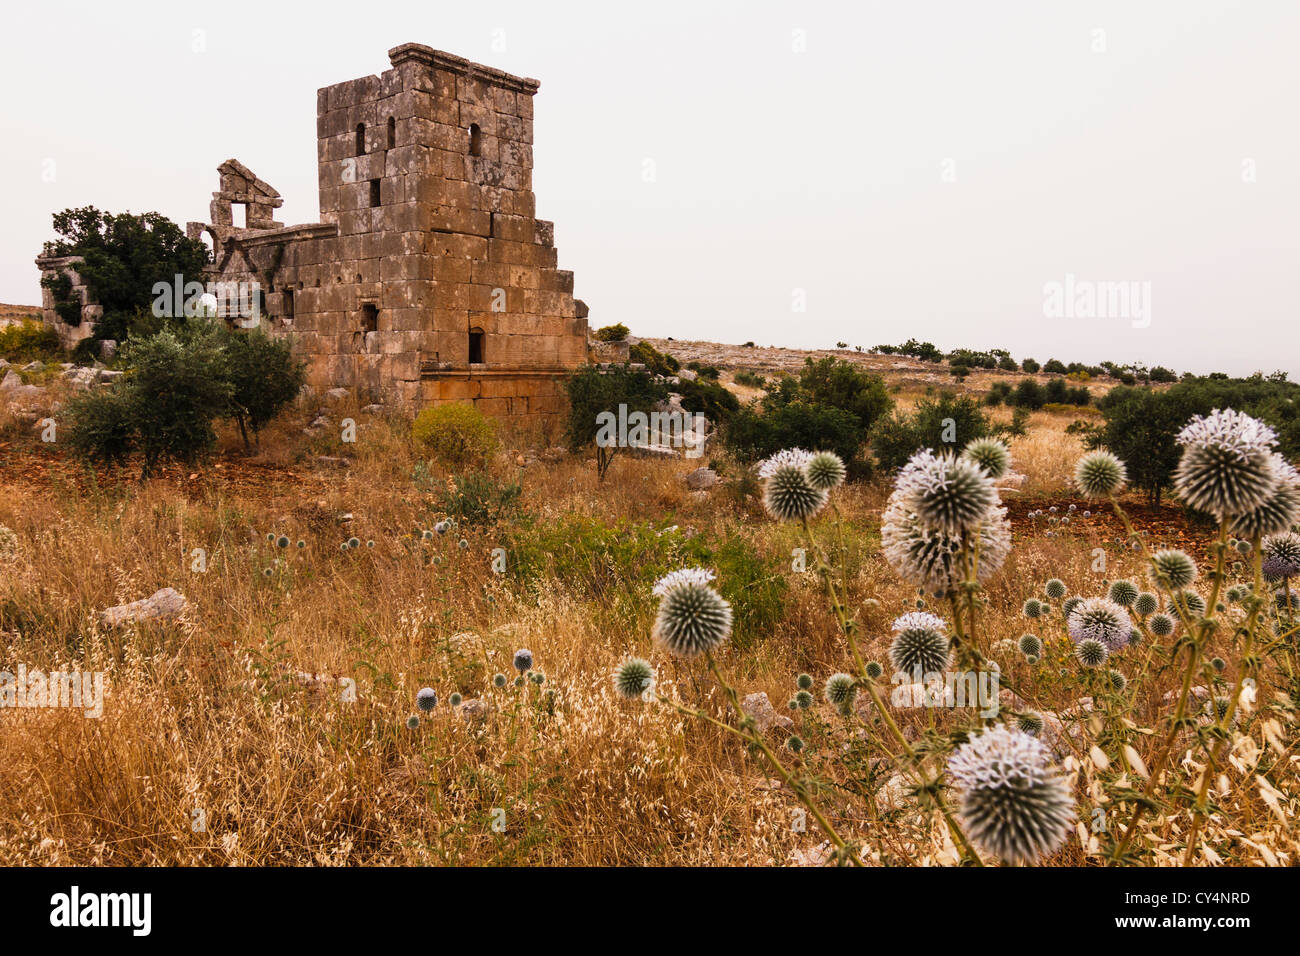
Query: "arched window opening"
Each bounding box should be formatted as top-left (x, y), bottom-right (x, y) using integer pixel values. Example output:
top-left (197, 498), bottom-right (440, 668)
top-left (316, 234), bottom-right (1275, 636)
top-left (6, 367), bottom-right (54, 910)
top-left (355, 123), bottom-right (366, 155)
top-left (468, 123), bottom-right (482, 157)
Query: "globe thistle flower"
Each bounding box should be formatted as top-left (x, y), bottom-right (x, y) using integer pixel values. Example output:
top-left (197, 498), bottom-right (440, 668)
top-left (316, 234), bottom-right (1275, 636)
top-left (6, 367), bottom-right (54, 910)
top-left (880, 488), bottom-right (1011, 593)
top-left (1148, 549), bottom-right (1198, 591)
top-left (761, 457), bottom-right (829, 522)
top-left (947, 726), bottom-right (1075, 864)
top-left (416, 687), bottom-right (438, 712)
top-left (1231, 456), bottom-right (1300, 539)
top-left (787, 735), bottom-right (805, 754)
top-left (1016, 712), bottom-right (1045, 736)
top-left (806, 451), bottom-right (847, 491)
top-left (962, 438), bottom-right (1011, 479)
top-left (1044, 578), bottom-right (1067, 601)
top-left (865, 661), bottom-right (884, 679)
top-left (1174, 409), bottom-right (1280, 519)
top-left (1108, 580), bottom-right (1138, 607)
top-left (795, 690), bottom-right (814, 709)
top-left (1236, 539), bottom-right (1252, 554)
top-left (421, 529), bottom-right (434, 541)
top-left (434, 520), bottom-right (450, 535)
top-left (1105, 669), bottom-right (1127, 693)
top-left (1133, 591), bottom-right (1158, 617)
top-left (296, 539), bottom-right (306, 549)
top-left (895, 449), bottom-right (998, 537)
top-left (1023, 598), bottom-right (1043, 619)
top-left (1262, 531), bottom-right (1300, 580)
top-left (652, 568), bottom-right (733, 657)
top-left (1066, 597), bottom-right (1132, 652)
top-left (757, 448), bottom-right (814, 479)
top-left (1210, 657), bottom-right (1226, 673)
top-left (1226, 585), bottom-right (1244, 603)
top-left (796, 672), bottom-right (813, 690)
top-left (1018, 634), bottom-right (1042, 657)
top-left (347, 537), bottom-right (361, 549)
top-left (1074, 450), bottom-right (1127, 498)
top-left (406, 715), bottom-right (420, 729)
top-left (1170, 590), bottom-right (1207, 618)
top-left (1127, 628), bottom-right (1142, 647)
top-left (530, 671), bottom-right (545, 685)
top-left (889, 612), bottom-right (952, 674)
top-left (824, 673), bottom-right (858, 711)
top-left (492, 673), bottom-right (507, 688)
top-left (449, 692), bottom-right (463, 706)
top-left (512, 648), bottom-right (534, 672)
top-left (276, 535), bottom-right (290, 549)
top-left (1075, 638), bottom-right (1108, 668)
top-left (458, 539), bottom-right (469, 550)
top-left (1206, 696), bottom-right (1236, 726)
top-left (1061, 596), bottom-right (1083, 618)
top-left (262, 568), bottom-right (273, 578)
top-left (1148, 612), bottom-right (1176, 638)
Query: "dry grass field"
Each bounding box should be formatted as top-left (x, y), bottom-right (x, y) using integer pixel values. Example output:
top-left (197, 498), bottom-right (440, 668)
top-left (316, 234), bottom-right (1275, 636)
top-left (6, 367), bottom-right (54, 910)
top-left (0, 350), bottom-right (1295, 867)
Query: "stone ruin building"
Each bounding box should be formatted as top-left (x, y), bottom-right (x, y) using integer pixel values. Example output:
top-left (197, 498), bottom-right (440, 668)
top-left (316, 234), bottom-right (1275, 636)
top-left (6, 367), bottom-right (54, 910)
top-left (38, 43), bottom-right (590, 424)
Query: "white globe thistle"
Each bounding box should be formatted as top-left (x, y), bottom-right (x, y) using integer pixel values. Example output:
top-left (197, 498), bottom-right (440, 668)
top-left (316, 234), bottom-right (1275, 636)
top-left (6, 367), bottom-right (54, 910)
top-left (961, 438), bottom-right (1011, 479)
top-left (888, 612), bottom-right (951, 674)
top-left (652, 569), bottom-right (733, 657)
top-left (757, 448), bottom-right (813, 479)
top-left (612, 657), bottom-right (655, 699)
top-left (1174, 409), bottom-right (1280, 519)
top-left (895, 449), bottom-right (999, 537)
top-left (806, 451), bottom-right (847, 490)
top-left (1231, 456), bottom-right (1300, 539)
top-left (1074, 450), bottom-right (1127, 498)
top-left (1262, 531), bottom-right (1300, 580)
top-left (947, 726), bottom-right (1075, 865)
top-left (880, 488), bottom-right (1011, 594)
top-left (1148, 549), bottom-right (1198, 591)
top-left (1066, 597), bottom-right (1132, 652)
top-left (762, 461), bottom-right (829, 522)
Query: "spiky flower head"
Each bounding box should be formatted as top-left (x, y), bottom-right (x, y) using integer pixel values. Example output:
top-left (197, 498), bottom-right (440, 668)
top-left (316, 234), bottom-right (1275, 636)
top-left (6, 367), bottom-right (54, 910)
top-left (795, 690), bottom-right (814, 709)
top-left (1018, 634), bottom-right (1042, 657)
top-left (1061, 596), bottom-right (1083, 618)
top-left (1066, 597), bottom-right (1132, 652)
top-left (796, 672), bottom-right (813, 690)
top-left (1226, 585), bottom-right (1244, 603)
top-left (652, 569), bottom-right (733, 657)
top-left (1016, 712), bottom-right (1045, 736)
top-left (1170, 590), bottom-right (1207, 618)
top-left (1075, 638), bottom-right (1108, 668)
top-left (1133, 591), bottom-right (1158, 617)
top-left (1262, 531), bottom-right (1300, 580)
top-left (1174, 409), bottom-right (1280, 519)
top-left (762, 458), bottom-right (829, 522)
top-left (888, 616), bottom-right (952, 675)
top-left (962, 438), bottom-right (1011, 479)
top-left (1105, 669), bottom-right (1127, 693)
top-left (1022, 598), bottom-right (1043, 619)
top-left (1207, 696), bottom-right (1235, 725)
top-left (1231, 456), bottom-right (1300, 539)
top-left (1074, 450), bottom-right (1127, 498)
top-left (276, 535), bottom-right (290, 549)
top-left (406, 715), bottom-right (420, 729)
top-left (895, 449), bottom-right (998, 537)
top-left (512, 648), bottom-right (534, 672)
top-left (787, 735), bottom-right (805, 754)
top-left (1210, 656), bottom-right (1226, 673)
top-left (416, 687), bottom-right (438, 712)
top-left (1148, 549), bottom-right (1198, 591)
top-left (806, 451), bottom-right (847, 491)
top-left (1044, 578), bottom-right (1067, 601)
top-left (947, 726), bottom-right (1075, 865)
top-left (449, 692), bottom-right (462, 706)
top-left (757, 448), bottom-right (813, 479)
top-left (1108, 580), bottom-right (1138, 607)
top-left (1148, 613), bottom-right (1176, 638)
top-left (881, 488), bottom-right (1011, 593)
top-left (865, 661), bottom-right (884, 679)
top-left (347, 537), bottom-right (361, 549)
top-left (493, 672), bottom-right (508, 688)
top-left (613, 657), bottom-right (655, 699)
top-left (824, 673), bottom-right (858, 712)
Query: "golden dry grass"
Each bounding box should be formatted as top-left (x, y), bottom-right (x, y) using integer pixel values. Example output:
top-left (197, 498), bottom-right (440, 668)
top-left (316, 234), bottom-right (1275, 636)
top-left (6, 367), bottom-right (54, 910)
top-left (0, 385), bottom-right (1295, 867)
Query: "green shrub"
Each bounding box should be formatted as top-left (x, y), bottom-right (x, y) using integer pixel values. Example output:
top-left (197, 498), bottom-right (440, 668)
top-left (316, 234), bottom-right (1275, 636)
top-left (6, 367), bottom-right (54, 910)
top-left (1021, 357), bottom-right (1040, 373)
top-left (63, 386), bottom-right (139, 469)
top-left (436, 471), bottom-right (521, 525)
top-left (0, 319), bottom-right (60, 361)
top-left (628, 340), bottom-right (679, 376)
top-left (724, 401), bottom-right (864, 473)
top-left (1043, 359), bottom-right (1067, 374)
top-left (593, 323), bottom-right (629, 342)
top-left (870, 392), bottom-right (992, 472)
top-left (733, 370), bottom-right (766, 388)
top-left (675, 377), bottom-right (739, 422)
top-left (219, 325), bottom-right (305, 449)
top-left (412, 402), bottom-right (499, 469)
top-left (1010, 378), bottom-right (1046, 409)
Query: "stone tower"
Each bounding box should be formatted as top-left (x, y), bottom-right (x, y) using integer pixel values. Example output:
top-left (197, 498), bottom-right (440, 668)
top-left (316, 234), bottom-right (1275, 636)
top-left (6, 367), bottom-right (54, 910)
top-left (186, 43), bottom-right (588, 422)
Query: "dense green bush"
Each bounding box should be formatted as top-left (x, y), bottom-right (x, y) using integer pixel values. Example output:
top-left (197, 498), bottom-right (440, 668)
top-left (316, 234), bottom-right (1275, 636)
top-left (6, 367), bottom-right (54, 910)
top-left (870, 391), bottom-right (993, 472)
top-left (220, 325), bottom-right (305, 449)
top-left (873, 338), bottom-right (944, 362)
top-left (593, 323), bottom-right (629, 342)
top-left (733, 369), bottom-right (766, 388)
top-left (1021, 357), bottom-right (1040, 373)
top-left (564, 363), bottom-right (668, 478)
top-left (675, 377), bottom-right (740, 423)
top-left (0, 319), bottom-right (60, 361)
top-left (1042, 359), bottom-right (1067, 374)
top-left (41, 207), bottom-right (209, 344)
top-left (436, 471), bottom-right (521, 525)
top-left (412, 402), bottom-right (499, 469)
top-left (628, 340), bottom-right (679, 376)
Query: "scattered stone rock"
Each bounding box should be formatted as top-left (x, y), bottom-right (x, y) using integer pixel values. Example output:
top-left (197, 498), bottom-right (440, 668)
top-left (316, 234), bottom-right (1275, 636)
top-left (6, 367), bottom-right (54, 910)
top-left (741, 691), bottom-right (793, 733)
top-left (99, 340), bottom-right (117, 361)
top-left (677, 368), bottom-right (698, 382)
top-left (63, 366), bottom-right (99, 390)
top-left (791, 841), bottom-right (836, 867)
top-left (100, 587), bottom-right (187, 627)
top-left (21, 361), bottom-right (44, 373)
top-left (98, 369), bottom-right (124, 384)
top-left (682, 466), bottom-right (718, 491)
top-left (316, 455), bottom-right (350, 469)
top-left (325, 387), bottom-right (348, 401)
top-left (0, 370), bottom-right (22, 390)
top-left (539, 446), bottom-right (565, 463)
top-left (874, 772), bottom-right (912, 811)
top-left (458, 697), bottom-right (493, 722)
top-left (361, 404), bottom-right (384, 415)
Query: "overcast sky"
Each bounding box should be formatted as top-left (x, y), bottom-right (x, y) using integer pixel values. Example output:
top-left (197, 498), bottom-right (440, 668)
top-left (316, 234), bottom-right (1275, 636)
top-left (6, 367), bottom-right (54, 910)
top-left (3, 0), bottom-right (1297, 378)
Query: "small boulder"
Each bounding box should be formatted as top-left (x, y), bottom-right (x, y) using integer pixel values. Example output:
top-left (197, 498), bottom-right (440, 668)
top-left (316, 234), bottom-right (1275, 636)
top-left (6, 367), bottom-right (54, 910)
top-left (741, 691), bottom-right (793, 733)
top-left (100, 587), bottom-right (187, 627)
top-left (458, 698), bottom-right (493, 723)
top-left (325, 388), bottom-right (349, 401)
top-left (0, 370), bottom-right (22, 390)
top-left (682, 466), bottom-right (718, 491)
